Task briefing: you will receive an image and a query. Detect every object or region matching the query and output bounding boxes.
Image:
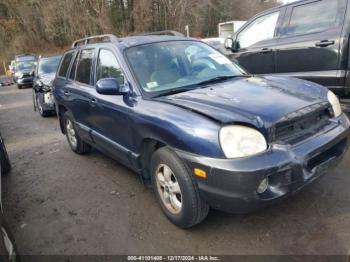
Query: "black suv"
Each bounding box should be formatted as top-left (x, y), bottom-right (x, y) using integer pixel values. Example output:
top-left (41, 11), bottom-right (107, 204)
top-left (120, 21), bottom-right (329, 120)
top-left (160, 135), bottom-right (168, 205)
top-left (226, 0), bottom-right (350, 97)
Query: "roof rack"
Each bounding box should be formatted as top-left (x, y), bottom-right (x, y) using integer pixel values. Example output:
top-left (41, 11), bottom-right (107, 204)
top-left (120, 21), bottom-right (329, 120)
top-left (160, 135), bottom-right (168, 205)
top-left (143, 31), bottom-right (185, 37)
top-left (71, 34), bottom-right (119, 48)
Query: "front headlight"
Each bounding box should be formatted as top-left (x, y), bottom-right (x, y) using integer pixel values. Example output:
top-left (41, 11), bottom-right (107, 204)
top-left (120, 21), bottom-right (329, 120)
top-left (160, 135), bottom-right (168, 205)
top-left (219, 125), bottom-right (267, 159)
top-left (327, 91), bottom-right (342, 117)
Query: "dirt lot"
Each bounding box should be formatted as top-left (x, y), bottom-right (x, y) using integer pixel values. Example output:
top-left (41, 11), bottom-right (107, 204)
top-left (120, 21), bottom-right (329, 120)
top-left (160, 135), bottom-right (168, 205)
top-left (1, 84), bottom-right (350, 256)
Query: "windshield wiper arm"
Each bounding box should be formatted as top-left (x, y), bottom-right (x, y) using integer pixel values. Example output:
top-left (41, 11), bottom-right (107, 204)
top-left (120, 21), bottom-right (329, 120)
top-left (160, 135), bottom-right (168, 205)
top-left (153, 86), bottom-right (196, 98)
top-left (196, 75), bottom-right (248, 86)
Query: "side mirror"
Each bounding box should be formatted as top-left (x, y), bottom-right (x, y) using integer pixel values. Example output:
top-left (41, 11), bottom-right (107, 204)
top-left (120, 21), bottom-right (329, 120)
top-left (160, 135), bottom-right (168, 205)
top-left (225, 37), bottom-right (240, 53)
top-left (96, 78), bottom-right (130, 96)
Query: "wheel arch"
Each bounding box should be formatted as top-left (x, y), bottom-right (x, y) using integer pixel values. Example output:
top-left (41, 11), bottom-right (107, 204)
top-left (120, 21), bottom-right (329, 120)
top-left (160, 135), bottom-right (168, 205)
top-left (138, 138), bottom-right (166, 181)
top-left (57, 104), bottom-right (68, 134)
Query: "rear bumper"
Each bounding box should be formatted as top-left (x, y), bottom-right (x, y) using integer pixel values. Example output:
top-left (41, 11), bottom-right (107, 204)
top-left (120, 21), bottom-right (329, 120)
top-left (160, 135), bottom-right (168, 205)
top-left (177, 114), bottom-right (350, 213)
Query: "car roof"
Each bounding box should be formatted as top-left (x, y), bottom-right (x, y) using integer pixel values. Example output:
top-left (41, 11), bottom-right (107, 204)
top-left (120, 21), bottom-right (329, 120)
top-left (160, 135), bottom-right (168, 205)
top-left (118, 35), bottom-right (196, 48)
top-left (263, 0), bottom-right (305, 12)
top-left (67, 35), bottom-right (198, 53)
top-left (39, 55), bottom-right (62, 61)
top-left (16, 55), bottom-right (37, 62)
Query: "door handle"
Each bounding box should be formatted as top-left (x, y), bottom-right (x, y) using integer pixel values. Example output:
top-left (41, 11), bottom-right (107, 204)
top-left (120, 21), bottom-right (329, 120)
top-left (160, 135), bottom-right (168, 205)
top-left (315, 40), bottom-right (335, 47)
top-left (260, 48), bottom-right (273, 54)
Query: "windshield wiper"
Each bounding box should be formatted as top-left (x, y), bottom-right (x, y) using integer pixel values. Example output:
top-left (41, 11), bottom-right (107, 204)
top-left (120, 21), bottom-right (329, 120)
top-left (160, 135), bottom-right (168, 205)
top-left (153, 86), bottom-right (196, 98)
top-left (196, 75), bottom-right (248, 86)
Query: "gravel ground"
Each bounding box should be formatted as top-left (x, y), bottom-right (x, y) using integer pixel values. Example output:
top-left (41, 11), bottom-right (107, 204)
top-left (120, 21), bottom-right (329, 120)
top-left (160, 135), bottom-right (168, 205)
top-left (1, 84), bottom-right (350, 257)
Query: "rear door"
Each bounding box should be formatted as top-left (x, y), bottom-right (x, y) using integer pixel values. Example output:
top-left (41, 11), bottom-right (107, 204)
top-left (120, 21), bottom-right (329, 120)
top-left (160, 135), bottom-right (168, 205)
top-left (274, 0), bottom-right (347, 88)
top-left (66, 48), bottom-right (96, 143)
top-left (230, 8), bottom-right (285, 74)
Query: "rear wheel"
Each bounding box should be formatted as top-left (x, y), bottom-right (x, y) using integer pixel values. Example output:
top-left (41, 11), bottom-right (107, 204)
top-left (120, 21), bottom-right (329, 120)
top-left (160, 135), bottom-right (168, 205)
top-left (17, 84), bottom-right (22, 89)
top-left (64, 112), bottom-right (91, 154)
top-left (151, 147), bottom-right (209, 228)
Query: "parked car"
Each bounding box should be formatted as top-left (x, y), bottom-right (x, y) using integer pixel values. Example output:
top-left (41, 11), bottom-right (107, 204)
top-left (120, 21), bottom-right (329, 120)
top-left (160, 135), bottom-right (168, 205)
top-left (13, 54), bottom-right (37, 89)
top-left (0, 132), bottom-right (17, 262)
top-left (225, 0), bottom-right (350, 97)
top-left (53, 34), bottom-right (349, 228)
top-left (32, 55), bottom-right (62, 117)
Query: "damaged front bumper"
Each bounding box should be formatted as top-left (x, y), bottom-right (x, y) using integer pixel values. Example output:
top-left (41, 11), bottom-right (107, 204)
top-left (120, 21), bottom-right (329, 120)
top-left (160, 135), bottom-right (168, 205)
top-left (177, 114), bottom-right (350, 213)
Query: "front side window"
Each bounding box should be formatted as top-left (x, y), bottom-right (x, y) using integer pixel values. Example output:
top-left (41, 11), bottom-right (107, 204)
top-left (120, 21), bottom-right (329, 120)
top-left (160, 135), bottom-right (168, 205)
top-left (126, 41), bottom-right (246, 96)
top-left (286, 0), bottom-right (339, 36)
top-left (236, 12), bottom-right (280, 49)
top-left (58, 52), bottom-right (74, 78)
top-left (96, 49), bottom-right (124, 84)
top-left (75, 49), bottom-right (94, 85)
top-left (37, 56), bottom-right (61, 76)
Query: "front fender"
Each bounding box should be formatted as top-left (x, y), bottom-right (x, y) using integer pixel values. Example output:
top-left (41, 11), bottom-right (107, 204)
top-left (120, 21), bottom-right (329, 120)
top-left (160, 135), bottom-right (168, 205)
top-left (130, 99), bottom-right (225, 158)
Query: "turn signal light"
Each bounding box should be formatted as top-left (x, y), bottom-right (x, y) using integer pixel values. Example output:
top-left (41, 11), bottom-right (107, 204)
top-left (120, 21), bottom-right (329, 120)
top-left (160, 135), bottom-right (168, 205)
top-left (194, 168), bottom-right (207, 178)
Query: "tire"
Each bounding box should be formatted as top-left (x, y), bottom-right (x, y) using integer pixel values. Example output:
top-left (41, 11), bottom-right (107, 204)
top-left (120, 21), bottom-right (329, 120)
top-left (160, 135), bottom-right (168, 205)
top-left (0, 133), bottom-right (11, 176)
top-left (150, 147), bottom-right (209, 228)
top-left (17, 84), bottom-right (22, 89)
top-left (32, 90), bottom-right (37, 112)
top-left (36, 94), bottom-right (50, 117)
top-left (63, 112), bottom-right (91, 154)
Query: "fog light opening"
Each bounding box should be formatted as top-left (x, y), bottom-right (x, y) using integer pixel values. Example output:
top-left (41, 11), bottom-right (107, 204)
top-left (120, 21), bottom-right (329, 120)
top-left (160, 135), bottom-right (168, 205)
top-left (257, 178), bottom-right (269, 194)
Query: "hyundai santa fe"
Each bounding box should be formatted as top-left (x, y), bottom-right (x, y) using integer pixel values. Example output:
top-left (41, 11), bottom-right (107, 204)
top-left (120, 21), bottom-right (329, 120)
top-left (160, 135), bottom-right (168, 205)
top-left (53, 34), bottom-right (350, 228)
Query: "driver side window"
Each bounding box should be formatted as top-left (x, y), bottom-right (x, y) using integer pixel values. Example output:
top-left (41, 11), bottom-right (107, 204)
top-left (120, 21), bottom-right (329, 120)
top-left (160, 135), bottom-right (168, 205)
top-left (236, 11), bottom-right (280, 49)
top-left (96, 49), bottom-right (125, 85)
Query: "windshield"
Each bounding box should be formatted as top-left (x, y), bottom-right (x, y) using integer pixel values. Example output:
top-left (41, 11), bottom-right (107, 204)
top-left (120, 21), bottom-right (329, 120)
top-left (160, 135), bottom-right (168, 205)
top-left (126, 41), bottom-right (246, 96)
top-left (38, 56), bottom-right (61, 75)
top-left (16, 60), bottom-right (36, 71)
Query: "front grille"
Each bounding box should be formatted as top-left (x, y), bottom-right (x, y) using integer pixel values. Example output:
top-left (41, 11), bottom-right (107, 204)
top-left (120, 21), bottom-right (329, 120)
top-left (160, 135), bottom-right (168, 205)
top-left (272, 102), bottom-right (332, 144)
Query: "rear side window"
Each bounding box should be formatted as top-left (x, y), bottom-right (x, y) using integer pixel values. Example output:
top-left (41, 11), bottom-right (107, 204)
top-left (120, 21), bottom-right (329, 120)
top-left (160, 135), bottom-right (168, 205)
top-left (75, 49), bottom-right (95, 85)
top-left (69, 52), bottom-right (79, 80)
top-left (96, 49), bottom-right (124, 84)
top-left (286, 0), bottom-right (339, 36)
top-left (58, 52), bottom-right (74, 78)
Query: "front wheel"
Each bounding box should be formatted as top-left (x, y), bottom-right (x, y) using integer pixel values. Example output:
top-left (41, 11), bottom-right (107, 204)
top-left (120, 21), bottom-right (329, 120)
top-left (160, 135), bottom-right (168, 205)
top-left (151, 147), bottom-right (209, 228)
top-left (0, 133), bottom-right (11, 176)
top-left (64, 112), bottom-right (91, 155)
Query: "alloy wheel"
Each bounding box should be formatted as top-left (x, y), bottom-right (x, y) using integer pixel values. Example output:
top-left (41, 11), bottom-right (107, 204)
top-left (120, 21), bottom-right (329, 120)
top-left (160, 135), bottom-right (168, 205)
top-left (155, 164), bottom-right (183, 214)
top-left (66, 119), bottom-right (77, 149)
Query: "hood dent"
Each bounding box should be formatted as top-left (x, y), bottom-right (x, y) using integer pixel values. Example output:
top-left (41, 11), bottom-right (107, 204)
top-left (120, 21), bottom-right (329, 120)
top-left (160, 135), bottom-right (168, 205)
top-left (156, 76), bottom-right (326, 130)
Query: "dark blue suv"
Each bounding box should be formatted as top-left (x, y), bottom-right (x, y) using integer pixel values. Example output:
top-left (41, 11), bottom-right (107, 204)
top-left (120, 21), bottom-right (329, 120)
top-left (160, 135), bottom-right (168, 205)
top-left (53, 34), bottom-right (350, 228)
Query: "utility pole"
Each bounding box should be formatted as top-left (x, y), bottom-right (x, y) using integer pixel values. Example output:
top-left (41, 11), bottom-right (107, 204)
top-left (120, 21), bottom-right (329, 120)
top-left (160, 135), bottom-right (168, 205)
top-left (185, 25), bottom-right (189, 37)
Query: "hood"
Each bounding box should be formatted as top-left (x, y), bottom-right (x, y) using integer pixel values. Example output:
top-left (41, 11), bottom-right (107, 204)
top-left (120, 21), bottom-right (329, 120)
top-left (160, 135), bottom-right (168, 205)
top-left (16, 69), bottom-right (32, 74)
top-left (156, 76), bottom-right (328, 129)
top-left (38, 73), bottom-right (55, 86)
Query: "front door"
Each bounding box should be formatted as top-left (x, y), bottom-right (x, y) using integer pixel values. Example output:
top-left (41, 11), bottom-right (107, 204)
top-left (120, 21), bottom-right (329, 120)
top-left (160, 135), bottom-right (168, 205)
top-left (230, 10), bottom-right (284, 74)
top-left (89, 48), bottom-right (132, 165)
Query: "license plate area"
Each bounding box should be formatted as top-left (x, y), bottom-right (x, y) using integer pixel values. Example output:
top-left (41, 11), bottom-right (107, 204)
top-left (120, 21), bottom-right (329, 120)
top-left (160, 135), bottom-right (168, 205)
top-left (306, 138), bottom-right (347, 174)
